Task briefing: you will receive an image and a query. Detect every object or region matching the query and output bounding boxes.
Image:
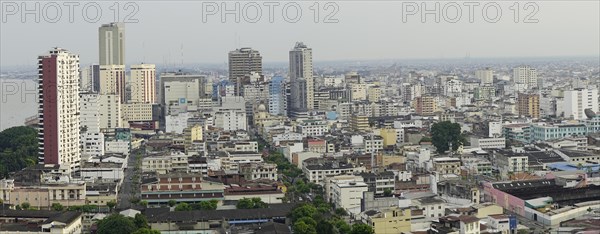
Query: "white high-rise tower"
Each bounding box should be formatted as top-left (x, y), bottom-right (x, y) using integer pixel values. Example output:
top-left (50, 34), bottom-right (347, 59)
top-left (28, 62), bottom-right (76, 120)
top-left (38, 48), bottom-right (81, 171)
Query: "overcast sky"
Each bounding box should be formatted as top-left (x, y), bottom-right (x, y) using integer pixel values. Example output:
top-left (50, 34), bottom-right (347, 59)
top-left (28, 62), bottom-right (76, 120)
top-left (1, 1), bottom-right (598, 68)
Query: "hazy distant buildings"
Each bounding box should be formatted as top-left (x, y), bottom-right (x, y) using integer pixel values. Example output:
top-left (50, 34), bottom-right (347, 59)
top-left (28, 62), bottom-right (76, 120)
top-left (513, 65), bottom-right (538, 89)
top-left (99, 65), bottom-right (126, 103)
top-left (38, 48), bottom-right (80, 171)
top-left (98, 22), bottom-right (125, 66)
top-left (564, 88), bottom-right (599, 119)
top-left (130, 64), bottom-right (156, 104)
top-left (518, 93), bottom-right (540, 119)
top-left (476, 68), bottom-right (493, 85)
top-left (289, 42), bottom-right (314, 111)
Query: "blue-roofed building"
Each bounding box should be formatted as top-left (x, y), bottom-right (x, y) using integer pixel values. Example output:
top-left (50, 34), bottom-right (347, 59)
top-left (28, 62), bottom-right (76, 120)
top-left (548, 162), bottom-right (600, 172)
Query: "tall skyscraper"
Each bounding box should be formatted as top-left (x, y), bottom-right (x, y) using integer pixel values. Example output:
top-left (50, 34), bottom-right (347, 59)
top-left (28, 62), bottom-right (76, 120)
top-left (130, 64), bottom-right (156, 104)
top-left (564, 88), bottom-right (599, 119)
top-left (99, 22), bottom-right (125, 65)
top-left (475, 68), bottom-right (493, 85)
top-left (99, 65), bottom-right (126, 103)
top-left (269, 76), bottom-right (287, 116)
top-left (289, 42), bottom-right (314, 111)
top-left (38, 48), bottom-right (80, 170)
top-left (513, 65), bottom-right (538, 89)
top-left (228, 48), bottom-right (262, 83)
top-left (517, 93), bottom-right (540, 119)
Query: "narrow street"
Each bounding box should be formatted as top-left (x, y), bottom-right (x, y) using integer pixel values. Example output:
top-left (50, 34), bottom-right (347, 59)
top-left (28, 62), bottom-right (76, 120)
top-left (117, 147), bottom-right (143, 209)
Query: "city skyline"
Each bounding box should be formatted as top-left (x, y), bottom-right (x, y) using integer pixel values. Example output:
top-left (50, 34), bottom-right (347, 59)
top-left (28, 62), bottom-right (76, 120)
top-left (0, 1), bottom-right (598, 68)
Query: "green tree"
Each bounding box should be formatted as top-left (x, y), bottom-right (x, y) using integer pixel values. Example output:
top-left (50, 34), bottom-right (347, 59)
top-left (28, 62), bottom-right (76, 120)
top-left (51, 203), bottom-right (64, 211)
top-left (198, 200), bottom-right (218, 210)
top-left (419, 137), bottom-right (432, 143)
top-left (175, 202), bottom-right (192, 211)
top-left (132, 228), bottom-right (161, 234)
top-left (431, 121), bottom-right (465, 154)
top-left (316, 220), bottom-right (335, 234)
top-left (383, 188), bottom-right (393, 197)
top-left (21, 202), bottom-right (31, 210)
top-left (96, 214), bottom-right (137, 234)
top-left (107, 200), bottom-right (117, 211)
top-left (133, 213), bottom-right (149, 229)
top-left (297, 217), bottom-right (317, 227)
top-left (332, 219), bottom-right (351, 234)
top-left (350, 223), bottom-right (374, 234)
top-left (291, 204), bottom-right (318, 221)
top-left (168, 200), bottom-right (177, 207)
top-left (139, 200), bottom-right (148, 207)
top-left (236, 197), bottom-right (267, 209)
top-left (0, 126), bottom-right (38, 177)
top-left (293, 220), bottom-right (317, 234)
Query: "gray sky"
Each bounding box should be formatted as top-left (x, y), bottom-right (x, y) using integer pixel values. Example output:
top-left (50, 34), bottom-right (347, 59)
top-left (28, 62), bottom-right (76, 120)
top-left (1, 1), bottom-right (599, 68)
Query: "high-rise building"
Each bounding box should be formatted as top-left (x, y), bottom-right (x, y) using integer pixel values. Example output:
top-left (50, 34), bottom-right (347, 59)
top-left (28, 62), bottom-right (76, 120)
top-left (289, 42), bottom-right (314, 110)
top-left (513, 65), bottom-right (538, 89)
top-left (160, 73), bottom-right (207, 115)
top-left (415, 96), bottom-right (436, 116)
top-left (517, 93), bottom-right (540, 119)
top-left (99, 22), bottom-right (125, 65)
top-left (38, 48), bottom-right (80, 171)
top-left (79, 64), bottom-right (100, 92)
top-left (99, 65), bottom-right (126, 103)
top-left (475, 68), bottom-right (493, 85)
top-left (130, 64), bottom-right (156, 104)
top-left (228, 48), bottom-right (262, 83)
top-left (564, 88), bottom-right (599, 119)
top-left (269, 76), bottom-right (287, 116)
top-left (289, 78), bottom-right (307, 112)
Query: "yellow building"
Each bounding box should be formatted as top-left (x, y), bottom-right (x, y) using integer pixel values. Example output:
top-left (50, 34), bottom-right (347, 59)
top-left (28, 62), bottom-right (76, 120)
top-left (184, 124), bottom-right (203, 145)
top-left (379, 128), bottom-right (398, 147)
top-left (362, 207), bottom-right (411, 234)
top-left (517, 93), bottom-right (540, 119)
top-left (351, 115), bottom-right (370, 132)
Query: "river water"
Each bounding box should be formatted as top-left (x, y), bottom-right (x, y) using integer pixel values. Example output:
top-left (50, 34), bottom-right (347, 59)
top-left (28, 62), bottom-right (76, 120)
top-left (0, 78), bottom-right (37, 131)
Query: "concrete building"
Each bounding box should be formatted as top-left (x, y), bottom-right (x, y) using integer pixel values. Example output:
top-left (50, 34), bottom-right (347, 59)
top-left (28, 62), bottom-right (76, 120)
top-left (140, 173), bottom-right (224, 205)
top-left (38, 48), bottom-right (81, 171)
top-left (239, 162), bottom-right (278, 181)
top-left (331, 181), bottom-right (369, 215)
top-left (432, 157), bottom-right (461, 175)
top-left (0, 210), bottom-right (83, 234)
top-left (564, 88), bottom-right (599, 120)
top-left (518, 93), bottom-right (540, 119)
top-left (228, 48), bottom-right (262, 83)
top-left (99, 64), bottom-right (126, 103)
top-left (413, 196), bottom-right (446, 219)
top-left (303, 162), bottom-right (366, 184)
top-left (513, 65), bottom-right (538, 89)
top-left (416, 96), bottom-right (437, 116)
top-left (268, 76), bottom-right (287, 116)
top-left (214, 109), bottom-right (247, 131)
top-left (476, 67), bottom-right (494, 85)
top-left (470, 136), bottom-right (506, 149)
top-left (98, 22), bottom-right (124, 65)
top-left (361, 207), bottom-right (411, 234)
top-left (79, 64), bottom-right (100, 92)
top-left (160, 73), bottom-right (208, 115)
top-left (359, 171), bottom-right (395, 195)
top-left (130, 64), bottom-right (156, 104)
top-left (289, 42), bottom-right (314, 110)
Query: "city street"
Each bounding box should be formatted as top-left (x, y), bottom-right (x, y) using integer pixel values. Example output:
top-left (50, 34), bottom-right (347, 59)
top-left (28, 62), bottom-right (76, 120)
top-left (117, 147), bottom-right (143, 209)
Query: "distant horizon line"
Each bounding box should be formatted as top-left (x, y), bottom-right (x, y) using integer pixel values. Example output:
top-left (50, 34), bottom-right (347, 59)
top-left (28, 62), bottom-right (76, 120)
top-left (1, 54), bottom-right (599, 71)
